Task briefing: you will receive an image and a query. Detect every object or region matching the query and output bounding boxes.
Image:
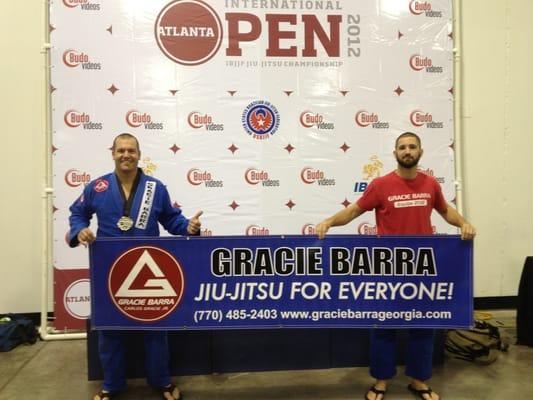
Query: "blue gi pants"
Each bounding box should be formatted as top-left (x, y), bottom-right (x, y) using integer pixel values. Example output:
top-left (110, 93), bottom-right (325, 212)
top-left (370, 329), bottom-right (435, 381)
top-left (98, 330), bottom-right (171, 392)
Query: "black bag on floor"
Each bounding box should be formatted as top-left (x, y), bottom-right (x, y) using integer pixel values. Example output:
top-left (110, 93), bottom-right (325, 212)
top-left (445, 319), bottom-right (509, 364)
top-left (0, 314), bottom-right (39, 352)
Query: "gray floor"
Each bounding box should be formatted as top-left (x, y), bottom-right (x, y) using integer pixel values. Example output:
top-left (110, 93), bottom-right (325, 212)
top-left (1, 310), bottom-right (532, 400)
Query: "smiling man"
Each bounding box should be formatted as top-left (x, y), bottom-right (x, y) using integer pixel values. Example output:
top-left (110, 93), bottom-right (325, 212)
top-left (68, 133), bottom-right (202, 400)
top-left (316, 132), bottom-right (476, 400)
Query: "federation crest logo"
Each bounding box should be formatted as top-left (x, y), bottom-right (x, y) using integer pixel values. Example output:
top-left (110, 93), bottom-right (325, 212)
top-left (108, 246), bottom-right (185, 322)
top-left (242, 100), bottom-right (280, 140)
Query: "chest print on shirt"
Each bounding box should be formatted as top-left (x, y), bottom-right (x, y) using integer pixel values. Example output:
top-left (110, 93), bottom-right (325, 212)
top-left (387, 192), bottom-right (431, 208)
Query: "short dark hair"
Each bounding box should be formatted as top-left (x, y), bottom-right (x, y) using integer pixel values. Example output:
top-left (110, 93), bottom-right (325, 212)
top-left (112, 133), bottom-right (140, 151)
top-left (395, 132), bottom-right (421, 148)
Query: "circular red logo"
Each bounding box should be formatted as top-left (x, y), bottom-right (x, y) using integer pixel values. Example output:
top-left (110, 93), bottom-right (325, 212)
top-left (155, 0), bottom-right (223, 66)
top-left (108, 246), bottom-right (184, 322)
top-left (93, 179), bottom-right (109, 192)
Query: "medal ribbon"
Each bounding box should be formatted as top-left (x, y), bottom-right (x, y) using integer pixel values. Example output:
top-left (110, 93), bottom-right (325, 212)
top-left (117, 168), bottom-right (142, 218)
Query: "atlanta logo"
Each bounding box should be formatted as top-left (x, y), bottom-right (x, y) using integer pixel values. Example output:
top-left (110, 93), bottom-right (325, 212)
top-left (242, 100), bottom-right (280, 140)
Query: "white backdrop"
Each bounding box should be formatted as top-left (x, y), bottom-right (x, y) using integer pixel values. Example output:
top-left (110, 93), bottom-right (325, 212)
top-left (49, 0), bottom-right (455, 328)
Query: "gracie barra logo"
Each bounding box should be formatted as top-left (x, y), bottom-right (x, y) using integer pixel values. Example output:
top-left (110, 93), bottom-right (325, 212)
top-left (108, 246), bottom-right (184, 322)
top-left (155, 0), bottom-right (223, 66)
top-left (93, 179), bottom-right (109, 193)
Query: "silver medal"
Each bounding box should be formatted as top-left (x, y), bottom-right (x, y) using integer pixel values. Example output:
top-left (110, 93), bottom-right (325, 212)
top-left (117, 216), bottom-right (134, 231)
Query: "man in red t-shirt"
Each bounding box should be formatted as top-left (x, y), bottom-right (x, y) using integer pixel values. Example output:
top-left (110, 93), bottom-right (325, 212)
top-left (316, 132), bottom-right (475, 400)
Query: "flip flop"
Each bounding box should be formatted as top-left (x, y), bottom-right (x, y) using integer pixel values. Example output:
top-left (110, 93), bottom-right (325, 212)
top-left (407, 383), bottom-right (439, 400)
top-left (365, 385), bottom-right (386, 400)
top-left (93, 390), bottom-right (118, 400)
top-left (160, 384), bottom-right (182, 400)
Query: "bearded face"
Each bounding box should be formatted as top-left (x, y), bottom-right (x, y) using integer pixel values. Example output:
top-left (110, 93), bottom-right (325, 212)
top-left (395, 151), bottom-right (421, 168)
top-left (394, 136), bottom-right (422, 169)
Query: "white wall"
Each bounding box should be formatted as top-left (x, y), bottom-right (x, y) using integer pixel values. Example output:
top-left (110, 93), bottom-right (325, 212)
top-left (461, 0), bottom-right (533, 296)
top-left (0, 1), bottom-right (46, 313)
top-left (1, 0), bottom-right (532, 313)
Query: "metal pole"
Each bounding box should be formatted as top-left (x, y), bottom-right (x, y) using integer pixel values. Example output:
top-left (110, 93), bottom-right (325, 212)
top-left (40, 0), bottom-right (87, 341)
top-left (452, 0), bottom-right (465, 216)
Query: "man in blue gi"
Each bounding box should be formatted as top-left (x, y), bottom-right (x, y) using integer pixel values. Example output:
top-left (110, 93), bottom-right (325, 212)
top-left (68, 133), bottom-right (202, 400)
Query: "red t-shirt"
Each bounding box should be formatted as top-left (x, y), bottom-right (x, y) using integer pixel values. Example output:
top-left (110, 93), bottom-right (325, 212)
top-left (356, 171), bottom-right (447, 235)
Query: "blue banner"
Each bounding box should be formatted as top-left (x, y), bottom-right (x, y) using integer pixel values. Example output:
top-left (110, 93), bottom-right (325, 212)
top-left (89, 235), bottom-right (473, 330)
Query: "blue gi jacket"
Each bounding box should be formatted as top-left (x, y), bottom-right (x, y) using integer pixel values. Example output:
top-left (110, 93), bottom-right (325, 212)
top-left (68, 170), bottom-right (190, 247)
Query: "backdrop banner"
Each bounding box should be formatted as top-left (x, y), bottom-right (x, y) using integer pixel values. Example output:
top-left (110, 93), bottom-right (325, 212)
top-left (89, 235), bottom-right (472, 330)
top-left (51, 0), bottom-right (455, 329)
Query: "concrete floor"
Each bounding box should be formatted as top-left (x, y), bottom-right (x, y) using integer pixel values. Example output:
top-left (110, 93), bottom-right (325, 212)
top-left (1, 310), bottom-right (532, 400)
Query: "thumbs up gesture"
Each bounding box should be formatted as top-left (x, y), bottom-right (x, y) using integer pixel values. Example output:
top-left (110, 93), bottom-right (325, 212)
top-left (187, 210), bottom-right (203, 235)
